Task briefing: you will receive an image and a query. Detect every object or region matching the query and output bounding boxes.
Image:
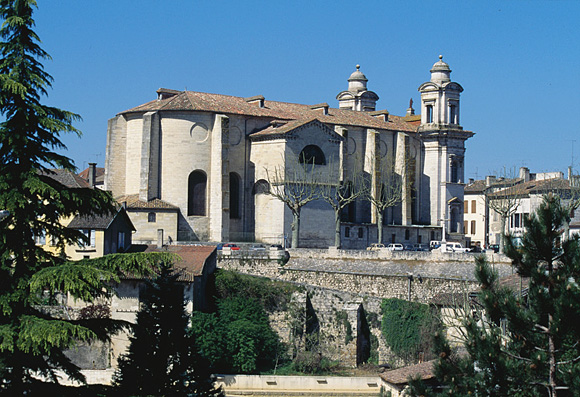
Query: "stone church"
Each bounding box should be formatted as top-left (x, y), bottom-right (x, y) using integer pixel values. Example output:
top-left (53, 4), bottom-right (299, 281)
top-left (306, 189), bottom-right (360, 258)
top-left (105, 56), bottom-right (473, 248)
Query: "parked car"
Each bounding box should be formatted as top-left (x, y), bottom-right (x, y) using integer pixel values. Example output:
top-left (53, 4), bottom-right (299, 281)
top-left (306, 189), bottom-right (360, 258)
top-left (366, 243), bottom-right (385, 251)
top-left (387, 243), bottom-right (404, 251)
top-left (270, 244), bottom-right (284, 250)
top-left (486, 244), bottom-right (500, 253)
top-left (439, 242), bottom-right (471, 253)
top-left (429, 240), bottom-right (441, 250)
top-left (412, 243), bottom-right (430, 251)
top-left (403, 244), bottom-right (414, 251)
top-left (249, 244), bottom-right (266, 251)
top-left (221, 243), bottom-right (240, 251)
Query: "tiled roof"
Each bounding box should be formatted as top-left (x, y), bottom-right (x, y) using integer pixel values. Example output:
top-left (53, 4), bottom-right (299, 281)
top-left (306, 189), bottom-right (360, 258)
top-left (39, 169), bottom-right (90, 188)
top-left (78, 166), bottom-right (105, 184)
top-left (126, 244), bottom-right (216, 282)
top-left (67, 207), bottom-right (135, 231)
top-left (489, 178), bottom-right (572, 198)
top-left (380, 360), bottom-right (436, 385)
top-left (249, 117), bottom-right (341, 140)
top-left (115, 194), bottom-right (179, 210)
top-left (120, 90), bottom-right (417, 133)
top-left (464, 179), bottom-right (487, 193)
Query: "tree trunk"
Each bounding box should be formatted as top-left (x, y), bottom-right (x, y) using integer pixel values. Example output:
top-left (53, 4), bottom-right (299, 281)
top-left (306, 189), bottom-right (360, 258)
top-left (500, 215), bottom-right (507, 253)
top-left (291, 207), bottom-right (301, 248)
top-left (334, 208), bottom-right (341, 248)
top-left (377, 209), bottom-right (384, 244)
top-left (548, 313), bottom-right (557, 397)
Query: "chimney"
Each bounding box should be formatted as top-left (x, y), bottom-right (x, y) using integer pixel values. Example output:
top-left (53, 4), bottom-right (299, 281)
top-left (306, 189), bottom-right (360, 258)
top-left (88, 163), bottom-right (97, 188)
top-left (369, 110), bottom-right (389, 122)
top-left (469, 178), bottom-right (474, 184)
top-left (569, 166), bottom-right (573, 181)
top-left (519, 167), bottom-right (530, 182)
top-left (157, 229), bottom-right (164, 249)
top-left (309, 103), bottom-right (329, 116)
top-left (245, 95), bottom-right (265, 108)
top-left (486, 175), bottom-right (497, 187)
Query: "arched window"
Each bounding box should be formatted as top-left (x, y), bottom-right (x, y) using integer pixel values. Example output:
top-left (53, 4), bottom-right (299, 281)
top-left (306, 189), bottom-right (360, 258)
top-left (230, 172), bottom-right (241, 219)
top-left (298, 145), bottom-right (326, 165)
top-left (252, 179), bottom-right (270, 195)
top-left (188, 170), bottom-right (207, 216)
top-left (148, 212), bottom-right (156, 223)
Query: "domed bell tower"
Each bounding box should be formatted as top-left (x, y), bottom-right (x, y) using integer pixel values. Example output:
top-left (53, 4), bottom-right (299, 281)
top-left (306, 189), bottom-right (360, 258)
top-left (336, 65), bottom-right (379, 112)
top-left (418, 56), bottom-right (474, 240)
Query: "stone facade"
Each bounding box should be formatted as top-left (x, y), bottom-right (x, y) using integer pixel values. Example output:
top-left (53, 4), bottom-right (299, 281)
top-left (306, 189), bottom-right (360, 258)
top-left (105, 57), bottom-right (473, 248)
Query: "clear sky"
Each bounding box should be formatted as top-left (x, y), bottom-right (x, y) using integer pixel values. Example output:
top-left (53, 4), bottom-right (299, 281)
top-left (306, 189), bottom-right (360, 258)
top-left (32, 1), bottom-right (580, 179)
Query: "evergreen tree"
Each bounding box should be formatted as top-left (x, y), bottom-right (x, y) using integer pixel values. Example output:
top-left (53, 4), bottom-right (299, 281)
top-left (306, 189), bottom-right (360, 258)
top-left (407, 194), bottom-right (580, 396)
top-left (0, 1), bottom-right (170, 392)
top-left (114, 264), bottom-right (223, 397)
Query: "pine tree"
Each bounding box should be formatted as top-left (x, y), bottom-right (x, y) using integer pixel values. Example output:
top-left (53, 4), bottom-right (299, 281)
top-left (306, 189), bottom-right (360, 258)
top-left (114, 264), bottom-right (223, 397)
top-left (0, 1), bottom-right (170, 392)
top-left (407, 194), bottom-right (580, 396)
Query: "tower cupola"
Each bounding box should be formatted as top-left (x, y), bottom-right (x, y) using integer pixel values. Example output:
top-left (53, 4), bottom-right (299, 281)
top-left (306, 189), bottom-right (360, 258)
top-left (348, 65), bottom-right (368, 92)
top-left (337, 64), bottom-right (379, 111)
top-left (430, 55), bottom-right (451, 84)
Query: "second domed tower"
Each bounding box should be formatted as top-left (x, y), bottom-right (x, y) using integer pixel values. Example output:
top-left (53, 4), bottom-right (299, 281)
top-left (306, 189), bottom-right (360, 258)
top-left (336, 65), bottom-right (379, 111)
top-left (418, 55), bottom-right (463, 126)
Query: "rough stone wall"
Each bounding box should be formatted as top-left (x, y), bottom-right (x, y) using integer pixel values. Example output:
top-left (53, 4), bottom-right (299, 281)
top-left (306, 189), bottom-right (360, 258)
top-left (219, 254), bottom-right (506, 367)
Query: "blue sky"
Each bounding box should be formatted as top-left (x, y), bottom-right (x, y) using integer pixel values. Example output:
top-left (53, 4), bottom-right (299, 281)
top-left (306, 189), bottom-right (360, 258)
top-left (33, 1), bottom-right (579, 179)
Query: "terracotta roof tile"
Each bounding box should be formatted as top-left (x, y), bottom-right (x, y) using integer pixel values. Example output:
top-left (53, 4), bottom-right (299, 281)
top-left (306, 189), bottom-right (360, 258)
top-left (380, 360), bottom-right (436, 385)
top-left (126, 244), bottom-right (216, 282)
top-left (39, 169), bottom-right (90, 188)
top-left (121, 90), bottom-right (417, 133)
top-left (115, 194), bottom-right (179, 210)
top-left (489, 178), bottom-right (572, 198)
top-left (249, 117), bottom-right (341, 140)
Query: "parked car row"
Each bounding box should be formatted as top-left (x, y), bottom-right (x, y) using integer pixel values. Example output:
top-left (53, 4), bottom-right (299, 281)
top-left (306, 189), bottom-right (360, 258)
top-left (366, 243), bottom-right (431, 251)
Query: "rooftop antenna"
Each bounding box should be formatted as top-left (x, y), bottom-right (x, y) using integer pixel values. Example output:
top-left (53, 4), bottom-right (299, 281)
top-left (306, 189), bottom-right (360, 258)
top-left (568, 139), bottom-right (577, 169)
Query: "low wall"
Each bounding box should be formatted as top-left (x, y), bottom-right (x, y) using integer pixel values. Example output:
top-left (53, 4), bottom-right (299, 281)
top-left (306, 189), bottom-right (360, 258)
top-left (216, 374), bottom-right (382, 396)
top-left (289, 247), bottom-right (510, 264)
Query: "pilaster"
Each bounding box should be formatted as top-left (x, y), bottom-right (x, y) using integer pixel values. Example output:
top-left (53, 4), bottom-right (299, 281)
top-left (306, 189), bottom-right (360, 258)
top-left (209, 115), bottom-right (230, 242)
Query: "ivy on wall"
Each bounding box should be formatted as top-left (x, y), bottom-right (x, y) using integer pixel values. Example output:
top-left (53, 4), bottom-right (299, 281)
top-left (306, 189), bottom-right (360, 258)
top-left (380, 298), bottom-right (440, 362)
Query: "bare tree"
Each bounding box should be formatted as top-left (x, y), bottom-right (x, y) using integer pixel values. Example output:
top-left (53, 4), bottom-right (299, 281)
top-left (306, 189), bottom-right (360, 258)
top-left (318, 157), bottom-right (368, 248)
top-left (485, 167), bottom-right (524, 253)
top-left (365, 153), bottom-right (407, 245)
top-left (265, 158), bottom-right (322, 248)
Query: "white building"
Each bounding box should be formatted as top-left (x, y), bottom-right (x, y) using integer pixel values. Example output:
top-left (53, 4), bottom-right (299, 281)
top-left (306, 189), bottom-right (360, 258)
top-left (105, 57), bottom-right (474, 248)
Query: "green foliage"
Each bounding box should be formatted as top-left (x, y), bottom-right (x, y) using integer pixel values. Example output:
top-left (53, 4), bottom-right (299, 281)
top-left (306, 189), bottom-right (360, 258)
top-left (291, 350), bottom-right (338, 374)
top-left (114, 264), bottom-right (223, 396)
top-left (0, 1), bottom-right (162, 391)
top-left (214, 269), bottom-right (299, 312)
top-left (191, 296), bottom-right (285, 374)
top-left (380, 298), bottom-right (439, 361)
top-left (406, 195), bottom-right (580, 396)
top-left (335, 310), bottom-right (353, 345)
